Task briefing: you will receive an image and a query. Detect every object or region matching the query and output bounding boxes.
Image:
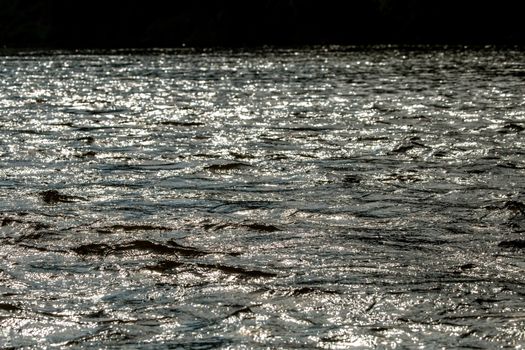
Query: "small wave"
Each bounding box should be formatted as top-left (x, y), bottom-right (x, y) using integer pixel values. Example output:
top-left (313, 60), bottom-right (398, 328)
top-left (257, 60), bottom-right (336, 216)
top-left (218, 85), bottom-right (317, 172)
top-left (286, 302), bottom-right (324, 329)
top-left (39, 190), bottom-right (87, 204)
top-left (202, 221), bottom-right (280, 232)
top-left (62, 107), bottom-right (129, 115)
top-left (160, 121), bottom-right (204, 127)
top-left (498, 240), bottom-right (525, 250)
top-left (205, 162), bottom-right (252, 172)
top-left (72, 239), bottom-right (212, 258)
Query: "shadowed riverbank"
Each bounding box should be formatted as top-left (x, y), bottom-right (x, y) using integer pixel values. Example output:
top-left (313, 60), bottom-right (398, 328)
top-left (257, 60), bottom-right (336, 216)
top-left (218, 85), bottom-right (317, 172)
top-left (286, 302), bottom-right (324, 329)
top-left (1, 0), bottom-right (525, 48)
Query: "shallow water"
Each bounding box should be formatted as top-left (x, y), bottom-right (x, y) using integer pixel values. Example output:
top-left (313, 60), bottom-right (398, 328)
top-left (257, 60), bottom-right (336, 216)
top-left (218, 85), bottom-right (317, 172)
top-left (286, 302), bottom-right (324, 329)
top-left (1, 47), bottom-right (525, 349)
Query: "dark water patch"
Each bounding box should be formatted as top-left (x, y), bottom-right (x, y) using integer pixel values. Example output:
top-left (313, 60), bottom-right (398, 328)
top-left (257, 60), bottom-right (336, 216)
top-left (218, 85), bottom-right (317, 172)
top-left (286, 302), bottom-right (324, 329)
top-left (193, 134), bottom-right (212, 140)
top-left (205, 162), bottom-right (252, 172)
top-left (72, 243), bottom-right (112, 255)
top-left (75, 151), bottom-right (97, 159)
top-left (242, 223), bottom-right (281, 232)
top-left (83, 309), bottom-right (107, 319)
top-left (474, 297), bottom-right (500, 305)
top-left (402, 114), bottom-right (429, 121)
top-left (74, 125), bottom-right (127, 132)
top-left (134, 162), bottom-right (185, 170)
top-left (96, 224), bottom-right (173, 233)
top-left (47, 122), bottom-right (75, 129)
top-left (0, 303), bottom-right (21, 312)
top-left (431, 150), bottom-right (448, 158)
top-left (160, 121), bottom-right (204, 127)
top-left (166, 240), bottom-right (213, 257)
top-left (356, 136), bottom-right (389, 142)
top-left (229, 151), bottom-right (256, 160)
top-left (77, 136), bottom-right (95, 144)
top-left (169, 338), bottom-right (231, 350)
top-left (262, 153), bottom-right (287, 161)
top-left (97, 182), bottom-right (145, 189)
top-left (145, 261), bottom-right (276, 279)
top-left (144, 260), bottom-right (185, 272)
top-left (371, 103), bottom-right (400, 113)
top-left (342, 175), bottom-right (361, 185)
top-left (39, 190), bottom-right (86, 204)
top-left (498, 240), bottom-right (525, 249)
top-left (497, 162), bottom-right (520, 169)
top-left (193, 153), bottom-right (221, 159)
top-left (0, 216), bottom-right (59, 241)
top-left (1, 217), bottom-right (24, 226)
top-left (99, 163), bottom-right (186, 172)
top-left (505, 70), bottom-right (525, 78)
top-left (465, 167), bottom-right (491, 174)
top-left (381, 172), bottom-right (421, 183)
top-left (498, 123), bottom-right (524, 134)
top-left (227, 306), bottom-right (254, 318)
top-left (12, 129), bottom-right (53, 136)
top-left (202, 221), bottom-right (280, 232)
top-left (62, 108), bottom-right (128, 115)
top-left (391, 139), bottom-right (430, 155)
top-left (73, 240), bottom-right (209, 257)
top-left (16, 230), bottom-right (57, 241)
top-left (503, 200), bottom-right (525, 215)
top-left (457, 263), bottom-right (477, 271)
top-left (195, 263), bottom-right (277, 279)
top-left (271, 125), bottom-right (335, 132)
top-left (392, 235), bottom-right (451, 246)
top-left (288, 287), bottom-right (340, 296)
top-left (115, 240), bottom-right (191, 255)
top-left (391, 143), bottom-right (416, 154)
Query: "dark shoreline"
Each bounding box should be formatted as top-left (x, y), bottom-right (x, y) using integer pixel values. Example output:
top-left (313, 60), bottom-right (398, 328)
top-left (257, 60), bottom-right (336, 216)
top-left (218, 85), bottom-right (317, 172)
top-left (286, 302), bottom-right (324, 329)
top-left (1, 44), bottom-right (524, 57)
top-left (1, 0), bottom-right (525, 48)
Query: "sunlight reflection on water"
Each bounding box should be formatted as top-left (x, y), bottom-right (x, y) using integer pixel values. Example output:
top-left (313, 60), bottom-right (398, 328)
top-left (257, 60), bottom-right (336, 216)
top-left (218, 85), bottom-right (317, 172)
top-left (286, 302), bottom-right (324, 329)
top-left (0, 47), bottom-right (524, 348)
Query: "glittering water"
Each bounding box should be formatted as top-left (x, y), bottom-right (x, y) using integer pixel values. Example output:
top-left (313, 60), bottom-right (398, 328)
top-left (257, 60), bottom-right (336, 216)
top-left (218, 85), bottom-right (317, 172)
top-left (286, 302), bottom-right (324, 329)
top-left (1, 47), bottom-right (525, 349)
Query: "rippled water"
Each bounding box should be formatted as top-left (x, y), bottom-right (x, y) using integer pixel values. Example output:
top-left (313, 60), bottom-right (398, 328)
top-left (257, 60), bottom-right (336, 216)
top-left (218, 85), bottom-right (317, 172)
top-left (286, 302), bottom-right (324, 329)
top-left (1, 47), bottom-right (525, 349)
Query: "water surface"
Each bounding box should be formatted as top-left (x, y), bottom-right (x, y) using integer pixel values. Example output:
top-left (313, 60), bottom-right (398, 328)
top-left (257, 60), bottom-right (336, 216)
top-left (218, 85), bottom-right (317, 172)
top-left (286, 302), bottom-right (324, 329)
top-left (1, 47), bottom-right (525, 348)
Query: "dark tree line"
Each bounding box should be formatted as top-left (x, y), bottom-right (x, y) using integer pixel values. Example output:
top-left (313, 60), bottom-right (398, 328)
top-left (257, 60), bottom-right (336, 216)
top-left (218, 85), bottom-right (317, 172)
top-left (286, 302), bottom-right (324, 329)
top-left (1, 0), bottom-right (524, 48)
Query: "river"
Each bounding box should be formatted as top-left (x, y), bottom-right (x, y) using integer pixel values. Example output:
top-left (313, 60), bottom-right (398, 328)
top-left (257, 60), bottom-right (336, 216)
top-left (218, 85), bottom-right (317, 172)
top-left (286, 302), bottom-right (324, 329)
top-left (1, 47), bottom-right (524, 348)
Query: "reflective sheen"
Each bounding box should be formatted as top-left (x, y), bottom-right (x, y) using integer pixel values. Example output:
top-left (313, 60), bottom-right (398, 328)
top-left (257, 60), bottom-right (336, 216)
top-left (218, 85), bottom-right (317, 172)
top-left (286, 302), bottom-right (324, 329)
top-left (1, 47), bottom-right (525, 348)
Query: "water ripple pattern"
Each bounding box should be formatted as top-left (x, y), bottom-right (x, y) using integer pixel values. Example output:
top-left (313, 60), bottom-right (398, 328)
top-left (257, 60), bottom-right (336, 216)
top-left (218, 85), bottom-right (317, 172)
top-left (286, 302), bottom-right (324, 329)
top-left (1, 47), bottom-right (525, 348)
